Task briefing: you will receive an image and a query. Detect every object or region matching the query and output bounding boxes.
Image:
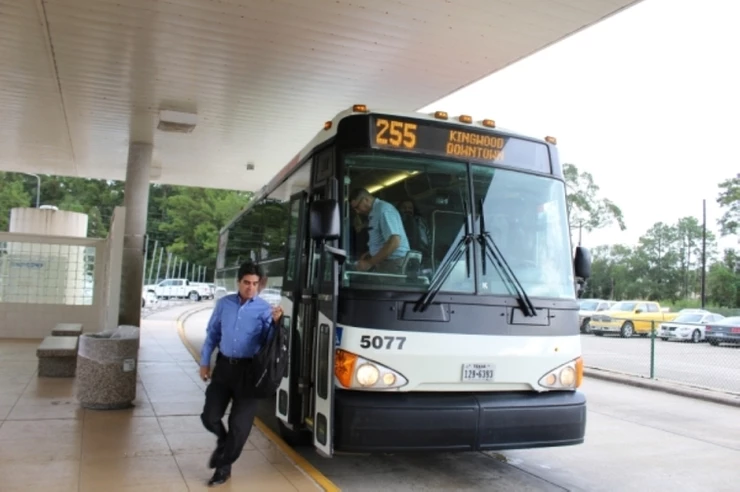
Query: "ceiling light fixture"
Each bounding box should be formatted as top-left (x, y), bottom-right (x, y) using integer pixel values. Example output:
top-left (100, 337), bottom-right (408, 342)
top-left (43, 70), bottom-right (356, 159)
top-left (157, 109), bottom-right (197, 133)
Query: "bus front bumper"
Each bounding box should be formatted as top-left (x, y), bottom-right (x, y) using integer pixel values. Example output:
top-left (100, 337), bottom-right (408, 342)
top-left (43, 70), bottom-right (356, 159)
top-left (333, 389), bottom-right (586, 453)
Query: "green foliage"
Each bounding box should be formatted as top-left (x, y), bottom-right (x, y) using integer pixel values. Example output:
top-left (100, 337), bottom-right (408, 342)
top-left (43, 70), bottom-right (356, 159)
top-left (563, 163), bottom-right (626, 239)
top-left (0, 173), bottom-right (250, 275)
top-left (0, 172), bottom-right (32, 230)
top-left (159, 187), bottom-right (251, 267)
top-left (716, 173), bottom-right (739, 236)
top-left (582, 217), bottom-right (737, 309)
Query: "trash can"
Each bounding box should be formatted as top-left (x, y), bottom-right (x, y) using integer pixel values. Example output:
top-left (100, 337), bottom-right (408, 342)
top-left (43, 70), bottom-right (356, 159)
top-left (76, 325), bottom-right (140, 410)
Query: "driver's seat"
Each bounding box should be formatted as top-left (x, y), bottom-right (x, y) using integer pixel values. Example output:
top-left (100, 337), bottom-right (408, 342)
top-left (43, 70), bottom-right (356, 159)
top-left (400, 250), bottom-right (423, 278)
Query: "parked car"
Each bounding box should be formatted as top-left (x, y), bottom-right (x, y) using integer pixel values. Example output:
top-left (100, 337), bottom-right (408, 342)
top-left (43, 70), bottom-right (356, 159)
top-left (658, 312), bottom-right (724, 343)
top-left (705, 316), bottom-right (740, 346)
top-left (191, 282), bottom-right (215, 300)
top-left (589, 300), bottom-right (680, 338)
top-left (578, 299), bottom-right (614, 334)
top-left (143, 278), bottom-right (211, 301)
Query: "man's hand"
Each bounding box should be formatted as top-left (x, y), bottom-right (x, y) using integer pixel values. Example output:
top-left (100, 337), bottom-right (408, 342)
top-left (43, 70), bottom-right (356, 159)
top-left (356, 258), bottom-right (372, 271)
top-left (199, 365), bottom-right (211, 382)
top-left (272, 306), bottom-right (284, 324)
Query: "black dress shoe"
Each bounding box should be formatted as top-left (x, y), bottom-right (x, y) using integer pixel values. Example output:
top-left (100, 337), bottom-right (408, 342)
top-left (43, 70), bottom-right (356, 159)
top-left (207, 466), bottom-right (231, 487)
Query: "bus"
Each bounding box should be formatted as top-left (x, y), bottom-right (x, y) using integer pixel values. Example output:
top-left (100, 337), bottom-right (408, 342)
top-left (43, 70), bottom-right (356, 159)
top-left (215, 105), bottom-right (592, 457)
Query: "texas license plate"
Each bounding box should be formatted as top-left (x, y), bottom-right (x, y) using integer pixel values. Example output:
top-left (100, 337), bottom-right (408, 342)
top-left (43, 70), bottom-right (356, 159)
top-left (461, 363), bottom-right (494, 382)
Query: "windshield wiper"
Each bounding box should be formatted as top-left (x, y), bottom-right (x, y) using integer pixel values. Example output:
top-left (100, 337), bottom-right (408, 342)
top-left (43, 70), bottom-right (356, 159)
top-left (414, 203), bottom-right (474, 313)
top-left (477, 199), bottom-right (537, 317)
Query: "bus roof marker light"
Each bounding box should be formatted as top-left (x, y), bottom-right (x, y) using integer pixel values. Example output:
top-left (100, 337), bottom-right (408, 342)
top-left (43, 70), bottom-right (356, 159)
top-left (545, 136), bottom-right (557, 145)
top-left (352, 104), bottom-right (368, 113)
top-left (433, 111), bottom-right (448, 120)
top-left (324, 121), bottom-right (332, 131)
top-left (482, 119), bottom-right (496, 128)
top-left (458, 115), bottom-right (473, 124)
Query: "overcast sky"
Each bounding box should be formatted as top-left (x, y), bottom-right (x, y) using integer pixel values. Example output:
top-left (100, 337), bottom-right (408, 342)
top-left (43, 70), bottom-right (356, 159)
top-left (420, 0), bottom-right (738, 254)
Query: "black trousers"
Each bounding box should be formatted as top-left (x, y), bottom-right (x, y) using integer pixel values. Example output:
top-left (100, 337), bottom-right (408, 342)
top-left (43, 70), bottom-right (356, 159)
top-left (200, 354), bottom-right (259, 469)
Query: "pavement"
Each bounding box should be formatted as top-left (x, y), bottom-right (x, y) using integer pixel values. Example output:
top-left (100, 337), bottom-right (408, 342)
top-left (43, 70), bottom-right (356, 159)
top-left (0, 302), bottom-right (322, 492)
top-left (183, 307), bottom-right (740, 491)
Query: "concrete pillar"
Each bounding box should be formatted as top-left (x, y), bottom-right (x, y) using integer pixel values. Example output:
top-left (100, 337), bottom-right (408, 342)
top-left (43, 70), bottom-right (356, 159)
top-left (119, 142), bottom-right (152, 326)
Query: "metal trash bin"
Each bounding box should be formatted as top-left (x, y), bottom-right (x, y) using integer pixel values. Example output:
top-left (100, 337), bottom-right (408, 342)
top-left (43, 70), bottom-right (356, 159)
top-left (76, 325), bottom-right (140, 410)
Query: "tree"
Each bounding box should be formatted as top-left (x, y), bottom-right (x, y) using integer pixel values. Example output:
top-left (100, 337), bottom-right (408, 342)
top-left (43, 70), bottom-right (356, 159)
top-left (159, 187), bottom-right (251, 268)
top-left (722, 248), bottom-right (738, 273)
top-left (716, 173), bottom-right (739, 237)
top-left (636, 222), bottom-right (683, 301)
top-left (584, 216), bottom-right (729, 305)
top-left (675, 216), bottom-right (716, 298)
top-left (563, 163), bottom-right (626, 243)
top-left (0, 172), bottom-right (32, 231)
top-left (707, 263), bottom-right (738, 308)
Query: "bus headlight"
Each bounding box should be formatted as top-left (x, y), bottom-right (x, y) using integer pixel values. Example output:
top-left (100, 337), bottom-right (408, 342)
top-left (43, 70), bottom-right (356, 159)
top-left (538, 357), bottom-right (583, 390)
top-left (356, 364), bottom-right (380, 386)
top-left (334, 349), bottom-right (408, 390)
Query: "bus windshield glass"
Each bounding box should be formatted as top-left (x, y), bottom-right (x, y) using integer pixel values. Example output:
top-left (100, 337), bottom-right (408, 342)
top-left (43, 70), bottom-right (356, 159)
top-left (342, 152), bottom-right (575, 299)
top-left (344, 153), bottom-right (474, 293)
top-left (472, 165), bottom-right (574, 299)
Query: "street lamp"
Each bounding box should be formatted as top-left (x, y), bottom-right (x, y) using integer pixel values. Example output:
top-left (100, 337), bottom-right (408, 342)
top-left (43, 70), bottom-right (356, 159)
top-left (21, 172), bottom-right (40, 208)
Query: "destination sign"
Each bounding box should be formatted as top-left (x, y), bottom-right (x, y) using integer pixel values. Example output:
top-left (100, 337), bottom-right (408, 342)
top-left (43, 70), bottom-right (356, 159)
top-left (371, 116), bottom-right (551, 173)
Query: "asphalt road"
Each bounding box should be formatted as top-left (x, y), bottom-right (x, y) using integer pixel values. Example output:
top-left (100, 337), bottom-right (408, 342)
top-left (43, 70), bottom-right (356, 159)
top-left (580, 334), bottom-right (740, 394)
top-left (183, 308), bottom-right (740, 491)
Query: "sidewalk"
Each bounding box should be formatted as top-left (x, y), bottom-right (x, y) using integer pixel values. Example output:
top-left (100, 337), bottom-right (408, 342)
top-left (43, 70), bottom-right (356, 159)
top-left (0, 304), bottom-right (321, 491)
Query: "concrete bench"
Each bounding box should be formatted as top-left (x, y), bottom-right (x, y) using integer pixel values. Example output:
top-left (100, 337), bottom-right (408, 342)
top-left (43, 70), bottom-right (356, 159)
top-left (37, 336), bottom-right (79, 377)
top-left (52, 323), bottom-right (83, 337)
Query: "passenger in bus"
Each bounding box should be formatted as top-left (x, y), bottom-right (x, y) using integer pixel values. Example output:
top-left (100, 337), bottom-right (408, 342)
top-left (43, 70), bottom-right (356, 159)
top-left (198, 261), bottom-right (284, 486)
top-left (349, 187), bottom-right (410, 274)
top-left (349, 213), bottom-right (370, 259)
top-left (397, 199), bottom-right (431, 258)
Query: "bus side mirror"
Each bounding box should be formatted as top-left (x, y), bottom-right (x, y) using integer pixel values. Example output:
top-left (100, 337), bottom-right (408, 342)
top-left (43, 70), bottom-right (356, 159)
top-left (574, 246), bottom-right (591, 279)
top-left (309, 199), bottom-right (341, 241)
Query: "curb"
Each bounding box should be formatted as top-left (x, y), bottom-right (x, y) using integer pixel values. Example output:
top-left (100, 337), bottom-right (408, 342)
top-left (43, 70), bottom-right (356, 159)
top-left (175, 305), bottom-right (341, 492)
top-left (584, 367), bottom-right (740, 408)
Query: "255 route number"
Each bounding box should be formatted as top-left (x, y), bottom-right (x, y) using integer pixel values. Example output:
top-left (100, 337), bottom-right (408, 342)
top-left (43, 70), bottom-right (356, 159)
top-left (376, 119), bottom-right (417, 149)
top-left (360, 335), bottom-right (406, 350)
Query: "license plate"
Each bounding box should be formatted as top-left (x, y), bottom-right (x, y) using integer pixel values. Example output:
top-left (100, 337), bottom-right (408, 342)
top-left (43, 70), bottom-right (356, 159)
top-left (462, 363), bottom-right (494, 382)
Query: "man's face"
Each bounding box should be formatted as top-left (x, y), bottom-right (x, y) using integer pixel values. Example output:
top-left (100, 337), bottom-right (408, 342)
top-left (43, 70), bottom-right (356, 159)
top-left (399, 201), bottom-right (413, 217)
top-left (238, 274), bottom-right (260, 300)
top-left (350, 195), bottom-right (372, 216)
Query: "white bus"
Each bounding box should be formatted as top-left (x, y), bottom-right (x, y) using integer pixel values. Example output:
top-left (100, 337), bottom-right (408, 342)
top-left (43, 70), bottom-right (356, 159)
top-left (215, 105), bottom-right (592, 457)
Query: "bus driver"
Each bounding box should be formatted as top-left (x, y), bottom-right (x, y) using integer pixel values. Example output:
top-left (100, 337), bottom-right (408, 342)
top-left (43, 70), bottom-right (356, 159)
top-left (349, 188), bottom-right (410, 274)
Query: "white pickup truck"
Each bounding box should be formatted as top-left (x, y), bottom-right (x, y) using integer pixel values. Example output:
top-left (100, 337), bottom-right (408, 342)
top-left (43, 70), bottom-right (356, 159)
top-left (144, 278), bottom-right (211, 301)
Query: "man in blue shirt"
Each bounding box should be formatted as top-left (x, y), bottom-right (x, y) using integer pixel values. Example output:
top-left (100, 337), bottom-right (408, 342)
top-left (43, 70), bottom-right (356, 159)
top-left (199, 261), bottom-right (283, 486)
top-left (349, 187), bottom-right (410, 274)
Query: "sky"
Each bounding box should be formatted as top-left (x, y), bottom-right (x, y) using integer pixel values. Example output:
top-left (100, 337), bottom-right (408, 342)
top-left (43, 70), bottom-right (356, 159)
top-left (420, 0), bottom-right (739, 254)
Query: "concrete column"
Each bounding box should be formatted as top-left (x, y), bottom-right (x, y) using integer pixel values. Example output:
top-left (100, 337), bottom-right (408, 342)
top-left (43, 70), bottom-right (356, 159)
top-left (119, 142), bottom-right (153, 326)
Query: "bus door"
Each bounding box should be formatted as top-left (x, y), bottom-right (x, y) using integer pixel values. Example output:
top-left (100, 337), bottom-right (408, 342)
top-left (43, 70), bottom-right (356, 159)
top-left (308, 198), bottom-right (345, 458)
top-left (276, 191), bottom-right (308, 432)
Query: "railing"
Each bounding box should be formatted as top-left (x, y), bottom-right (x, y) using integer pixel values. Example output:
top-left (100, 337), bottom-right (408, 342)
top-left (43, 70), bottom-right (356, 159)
top-left (583, 315), bottom-right (740, 396)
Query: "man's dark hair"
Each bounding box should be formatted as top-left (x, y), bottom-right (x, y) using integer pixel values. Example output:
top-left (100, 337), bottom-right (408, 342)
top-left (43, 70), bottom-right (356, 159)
top-left (237, 261), bottom-right (263, 281)
top-left (349, 188), bottom-right (371, 202)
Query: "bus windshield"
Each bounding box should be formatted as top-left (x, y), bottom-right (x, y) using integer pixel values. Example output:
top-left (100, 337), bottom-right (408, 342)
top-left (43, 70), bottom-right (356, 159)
top-left (342, 152), bottom-right (575, 299)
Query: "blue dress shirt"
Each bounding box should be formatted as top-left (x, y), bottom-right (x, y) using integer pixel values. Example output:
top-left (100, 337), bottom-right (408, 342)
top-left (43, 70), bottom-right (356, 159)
top-left (200, 294), bottom-right (275, 366)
